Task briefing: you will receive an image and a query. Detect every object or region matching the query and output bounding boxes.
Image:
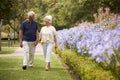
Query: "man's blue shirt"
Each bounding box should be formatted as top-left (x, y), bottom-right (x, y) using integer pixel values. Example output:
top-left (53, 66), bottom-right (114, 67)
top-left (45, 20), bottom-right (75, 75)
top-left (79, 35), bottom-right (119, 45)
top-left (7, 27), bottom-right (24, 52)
top-left (20, 20), bottom-right (38, 41)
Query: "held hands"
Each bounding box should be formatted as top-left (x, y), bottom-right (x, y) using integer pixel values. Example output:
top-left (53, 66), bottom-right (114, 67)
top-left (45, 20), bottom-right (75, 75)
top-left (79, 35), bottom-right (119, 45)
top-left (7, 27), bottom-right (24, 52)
top-left (34, 41), bottom-right (39, 46)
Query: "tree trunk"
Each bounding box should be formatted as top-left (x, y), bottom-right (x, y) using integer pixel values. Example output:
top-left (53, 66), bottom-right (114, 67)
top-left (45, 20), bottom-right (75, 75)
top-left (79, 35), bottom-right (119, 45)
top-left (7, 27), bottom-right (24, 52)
top-left (0, 19), bottom-right (3, 51)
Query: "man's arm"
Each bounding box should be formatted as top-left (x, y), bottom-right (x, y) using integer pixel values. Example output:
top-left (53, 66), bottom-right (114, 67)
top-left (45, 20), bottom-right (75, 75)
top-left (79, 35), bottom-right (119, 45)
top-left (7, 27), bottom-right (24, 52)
top-left (19, 29), bottom-right (23, 47)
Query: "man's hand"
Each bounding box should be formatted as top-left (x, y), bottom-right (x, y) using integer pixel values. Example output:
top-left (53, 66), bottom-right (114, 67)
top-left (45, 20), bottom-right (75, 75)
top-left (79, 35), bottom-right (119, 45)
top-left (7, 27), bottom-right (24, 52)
top-left (20, 42), bottom-right (23, 48)
top-left (19, 29), bottom-right (23, 48)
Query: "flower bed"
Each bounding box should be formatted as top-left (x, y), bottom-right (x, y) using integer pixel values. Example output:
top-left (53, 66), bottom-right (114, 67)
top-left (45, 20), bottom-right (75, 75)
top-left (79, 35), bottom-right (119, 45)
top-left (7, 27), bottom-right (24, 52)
top-left (57, 22), bottom-right (120, 66)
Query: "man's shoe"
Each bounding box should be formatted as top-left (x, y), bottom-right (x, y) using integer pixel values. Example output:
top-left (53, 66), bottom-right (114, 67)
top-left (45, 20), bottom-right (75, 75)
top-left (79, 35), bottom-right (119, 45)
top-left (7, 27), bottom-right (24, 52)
top-left (22, 65), bottom-right (27, 70)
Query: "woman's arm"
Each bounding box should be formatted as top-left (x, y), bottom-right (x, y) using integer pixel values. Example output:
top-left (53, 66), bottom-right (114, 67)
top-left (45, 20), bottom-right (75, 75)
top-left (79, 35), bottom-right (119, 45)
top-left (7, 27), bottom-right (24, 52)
top-left (53, 27), bottom-right (57, 48)
top-left (36, 30), bottom-right (39, 42)
top-left (34, 30), bottom-right (39, 46)
top-left (54, 35), bottom-right (58, 48)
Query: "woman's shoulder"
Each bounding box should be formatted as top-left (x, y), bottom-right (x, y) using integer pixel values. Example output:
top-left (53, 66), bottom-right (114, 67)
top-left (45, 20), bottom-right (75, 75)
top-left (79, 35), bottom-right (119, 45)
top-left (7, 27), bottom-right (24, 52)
top-left (41, 26), bottom-right (55, 30)
top-left (41, 26), bottom-right (47, 30)
top-left (50, 26), bottom-right (56, 29)
top-left (50, 25), bottom-right (55, 27)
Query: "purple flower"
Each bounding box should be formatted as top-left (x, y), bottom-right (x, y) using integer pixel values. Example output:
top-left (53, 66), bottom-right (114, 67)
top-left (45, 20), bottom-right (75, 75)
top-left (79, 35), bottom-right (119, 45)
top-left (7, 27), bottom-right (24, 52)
top-left (57, 20), bottom-right (120, 63)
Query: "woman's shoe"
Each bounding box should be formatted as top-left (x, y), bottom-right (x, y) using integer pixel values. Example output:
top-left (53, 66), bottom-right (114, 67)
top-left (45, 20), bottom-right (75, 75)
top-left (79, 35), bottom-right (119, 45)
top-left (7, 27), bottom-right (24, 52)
top-left (48, 62), bottom-right (50, 69)
top-left (45, 66), bottom-right (49, 71)
top-left (45, 62), bottom-right (50, 71)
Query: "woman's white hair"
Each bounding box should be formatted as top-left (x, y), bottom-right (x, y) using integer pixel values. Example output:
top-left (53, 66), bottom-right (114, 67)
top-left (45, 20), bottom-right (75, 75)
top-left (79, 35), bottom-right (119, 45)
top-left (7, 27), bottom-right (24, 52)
top-left (44, 15), bottom-right (52, 23)
top-left (28, 11), bottom-right (35, 17)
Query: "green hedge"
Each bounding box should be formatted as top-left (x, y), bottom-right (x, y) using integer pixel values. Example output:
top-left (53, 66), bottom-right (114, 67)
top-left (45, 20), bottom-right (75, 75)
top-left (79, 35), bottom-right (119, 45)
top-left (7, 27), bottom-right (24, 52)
top-left (55, 48), bottom-right (117, 80)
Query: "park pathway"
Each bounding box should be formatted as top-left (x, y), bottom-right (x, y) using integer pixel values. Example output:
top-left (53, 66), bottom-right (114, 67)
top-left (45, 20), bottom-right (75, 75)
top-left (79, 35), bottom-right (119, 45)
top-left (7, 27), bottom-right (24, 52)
top-left (0, 43), bottom-right (43, 57)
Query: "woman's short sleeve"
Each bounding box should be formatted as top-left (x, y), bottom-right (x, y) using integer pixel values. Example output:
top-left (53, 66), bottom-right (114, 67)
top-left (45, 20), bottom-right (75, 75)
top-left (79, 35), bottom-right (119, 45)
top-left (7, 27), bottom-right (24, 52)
top-left (53, 27), bottom-right (57, 36)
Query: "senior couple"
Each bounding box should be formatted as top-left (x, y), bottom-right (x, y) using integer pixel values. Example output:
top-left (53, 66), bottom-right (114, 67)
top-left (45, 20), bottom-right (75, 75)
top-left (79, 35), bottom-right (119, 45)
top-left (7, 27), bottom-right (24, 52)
top-left (19, 11), bottom-right (57, 71)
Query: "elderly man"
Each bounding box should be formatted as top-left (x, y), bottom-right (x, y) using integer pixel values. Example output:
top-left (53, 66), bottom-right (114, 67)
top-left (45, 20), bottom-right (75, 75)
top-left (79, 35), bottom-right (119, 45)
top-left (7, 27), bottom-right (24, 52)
top-left (19, 11), bottom-right (39, 70)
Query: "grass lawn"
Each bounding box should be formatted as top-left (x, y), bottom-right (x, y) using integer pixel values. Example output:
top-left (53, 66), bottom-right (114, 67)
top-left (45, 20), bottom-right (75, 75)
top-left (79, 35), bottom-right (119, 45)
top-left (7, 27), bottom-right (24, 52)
top-left (1, 40), bottom-right (19, 47)
top-left (0, 40), bottom-right (19, 54)
top-left (0, 55), bottom-right (73, 80)
top-left (0, 47), bottom-right (18, 54)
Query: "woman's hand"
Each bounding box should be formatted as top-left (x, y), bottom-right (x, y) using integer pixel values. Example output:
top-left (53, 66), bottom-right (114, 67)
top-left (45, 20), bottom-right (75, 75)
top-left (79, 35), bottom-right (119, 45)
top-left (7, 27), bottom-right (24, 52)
top-left (55, 43), bottom-right (58, 49)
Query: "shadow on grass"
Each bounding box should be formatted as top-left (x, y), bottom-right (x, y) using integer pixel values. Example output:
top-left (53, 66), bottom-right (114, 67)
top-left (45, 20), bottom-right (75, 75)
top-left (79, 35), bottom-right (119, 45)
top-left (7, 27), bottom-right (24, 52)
top-left (0, 67), bottom-right (68, 80)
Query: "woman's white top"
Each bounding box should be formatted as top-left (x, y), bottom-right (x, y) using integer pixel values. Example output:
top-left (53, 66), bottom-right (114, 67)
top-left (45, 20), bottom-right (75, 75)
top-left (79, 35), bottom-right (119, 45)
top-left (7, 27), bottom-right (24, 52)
top-left (40, 25), bottom-right (56, 43)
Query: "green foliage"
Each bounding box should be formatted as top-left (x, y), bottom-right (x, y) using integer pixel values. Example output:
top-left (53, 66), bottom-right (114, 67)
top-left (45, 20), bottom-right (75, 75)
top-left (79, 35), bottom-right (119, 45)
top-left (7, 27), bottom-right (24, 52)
top-left (0, 55), bottom-right (72, 80)
top-left (0, 0), bottom-right (18, 21)
top-left (56, 48), bottom-right (118, 80)
top-left (1, 0), bottom-right (120, 30)
top-left (34, 0), bottom-right (120, 30)
top-left (2, 25), bottom-right (13, 33)
top-left (100, 0), bottom-right (120, 13)
top-left (37, 0), bottom-right (87, 29)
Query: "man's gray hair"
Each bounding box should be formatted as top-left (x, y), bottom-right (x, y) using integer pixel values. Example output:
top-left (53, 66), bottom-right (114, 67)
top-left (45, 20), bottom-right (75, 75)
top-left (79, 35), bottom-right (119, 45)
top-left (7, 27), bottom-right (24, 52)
top-left (28, 11), bottom-right (35, 17)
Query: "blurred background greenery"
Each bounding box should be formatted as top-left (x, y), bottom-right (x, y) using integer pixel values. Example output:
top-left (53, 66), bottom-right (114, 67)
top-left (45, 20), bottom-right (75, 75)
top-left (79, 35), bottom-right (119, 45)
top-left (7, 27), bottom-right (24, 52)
top-left (1, 0), bottom-right (120, 31)
top-left (0, 0), bottom-right (120, 48)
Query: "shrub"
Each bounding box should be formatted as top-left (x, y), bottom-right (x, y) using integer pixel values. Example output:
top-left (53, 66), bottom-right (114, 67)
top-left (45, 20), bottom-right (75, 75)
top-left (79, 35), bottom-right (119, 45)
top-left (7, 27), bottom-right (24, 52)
top-left (55, 48), bottom-right (117, 80)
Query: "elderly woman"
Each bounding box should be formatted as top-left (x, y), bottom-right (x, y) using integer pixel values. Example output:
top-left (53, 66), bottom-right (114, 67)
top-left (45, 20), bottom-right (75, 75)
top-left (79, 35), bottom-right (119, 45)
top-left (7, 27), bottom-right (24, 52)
top-left (40, 15), bottom-right (57, 71)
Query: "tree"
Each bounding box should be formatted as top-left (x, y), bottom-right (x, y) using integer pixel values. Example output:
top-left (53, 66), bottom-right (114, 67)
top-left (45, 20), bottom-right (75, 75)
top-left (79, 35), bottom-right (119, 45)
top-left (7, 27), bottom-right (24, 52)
top-left (35, 0), bottom-right (120, 29)
top-left (1, 0), bottom-right (120, 41)
top-left (0, 0), bottom-right (17, 51)
top-left (0, 20), bottom-right (3, 51)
